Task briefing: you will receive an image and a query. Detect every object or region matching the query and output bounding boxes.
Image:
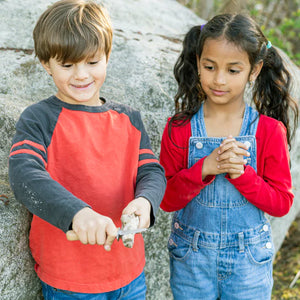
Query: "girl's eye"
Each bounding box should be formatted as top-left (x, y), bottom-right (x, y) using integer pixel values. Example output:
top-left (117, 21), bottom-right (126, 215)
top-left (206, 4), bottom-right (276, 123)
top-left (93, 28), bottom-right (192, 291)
top-left (88, 61), bottom-right (99, 65)
top-left (229, 69), bottom-right (240, 74)
top-left (204, 65), bottom-right (214, 70)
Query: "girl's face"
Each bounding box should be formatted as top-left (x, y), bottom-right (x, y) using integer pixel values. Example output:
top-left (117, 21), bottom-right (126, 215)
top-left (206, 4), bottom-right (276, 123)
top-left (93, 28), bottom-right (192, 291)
top-left (198, 37), bottom-right (261, 107)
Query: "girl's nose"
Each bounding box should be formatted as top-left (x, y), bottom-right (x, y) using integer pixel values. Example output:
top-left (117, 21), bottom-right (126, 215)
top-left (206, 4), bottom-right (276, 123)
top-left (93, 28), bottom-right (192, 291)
top-left (214, 71), bottom-right (226, 85)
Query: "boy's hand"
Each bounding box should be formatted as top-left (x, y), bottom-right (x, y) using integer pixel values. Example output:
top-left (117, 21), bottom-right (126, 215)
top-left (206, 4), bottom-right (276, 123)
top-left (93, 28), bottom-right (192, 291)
top-left (122, 197), bottom-right (151, 229)
top-left (72, 207), bottom-right (117, 250)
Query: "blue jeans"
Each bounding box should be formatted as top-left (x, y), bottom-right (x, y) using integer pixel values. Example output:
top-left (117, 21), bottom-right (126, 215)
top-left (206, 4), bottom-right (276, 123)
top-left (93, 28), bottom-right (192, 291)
top-left (41, 271), bottom-right (146, 300)
top-left (168, 223), bottom-right (274, 300)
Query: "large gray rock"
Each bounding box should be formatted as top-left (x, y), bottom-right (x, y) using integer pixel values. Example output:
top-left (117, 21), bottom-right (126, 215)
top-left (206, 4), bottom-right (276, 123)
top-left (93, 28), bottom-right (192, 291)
top-left (0, 1), bottom-right (299, 299)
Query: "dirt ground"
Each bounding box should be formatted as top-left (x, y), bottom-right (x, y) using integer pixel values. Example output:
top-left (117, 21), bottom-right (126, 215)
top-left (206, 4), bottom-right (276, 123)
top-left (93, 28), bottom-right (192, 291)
top-left (272, 216), bottom-right (300, 299)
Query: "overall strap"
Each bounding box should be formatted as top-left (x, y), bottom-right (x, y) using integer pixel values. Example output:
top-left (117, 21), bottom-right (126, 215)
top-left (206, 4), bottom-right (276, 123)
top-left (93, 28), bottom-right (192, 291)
top-left (190, 104), bottom-right (206, 137)
top-left (239, 105), bottom-right (259, 136)
top-left (191, 103), bottom-right (259, 138)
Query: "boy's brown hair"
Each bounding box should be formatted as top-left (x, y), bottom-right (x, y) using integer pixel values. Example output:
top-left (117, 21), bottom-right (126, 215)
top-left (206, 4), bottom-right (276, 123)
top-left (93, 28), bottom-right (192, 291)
top-left (33, 0), bottom-right (112, 63)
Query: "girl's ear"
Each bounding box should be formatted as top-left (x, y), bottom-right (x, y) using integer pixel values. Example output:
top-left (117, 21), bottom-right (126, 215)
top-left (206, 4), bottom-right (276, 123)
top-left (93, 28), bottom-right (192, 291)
top-left (249, 60), bottom-right (263, 82)
top-left (41, 61), bottom-right (52, 76)
top-left (196, 54), bottom-right (200, 76)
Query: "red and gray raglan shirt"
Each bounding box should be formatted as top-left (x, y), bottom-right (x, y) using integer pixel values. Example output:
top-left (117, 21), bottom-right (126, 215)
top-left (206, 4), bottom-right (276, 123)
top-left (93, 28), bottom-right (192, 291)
top-left (8, 95), bottom-right (166, 293)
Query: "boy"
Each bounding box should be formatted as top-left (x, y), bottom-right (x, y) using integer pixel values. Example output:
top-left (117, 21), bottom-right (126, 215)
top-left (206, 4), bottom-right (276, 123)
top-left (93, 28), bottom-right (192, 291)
top-left (8, 0), bottom-right (166, 298)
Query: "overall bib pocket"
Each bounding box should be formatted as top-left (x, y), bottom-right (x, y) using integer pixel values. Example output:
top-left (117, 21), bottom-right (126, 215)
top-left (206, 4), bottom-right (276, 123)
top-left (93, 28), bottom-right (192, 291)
top-left (245, 235), bottom-right (274, 265)
top-left (167, 232), bottom-right (192, 261)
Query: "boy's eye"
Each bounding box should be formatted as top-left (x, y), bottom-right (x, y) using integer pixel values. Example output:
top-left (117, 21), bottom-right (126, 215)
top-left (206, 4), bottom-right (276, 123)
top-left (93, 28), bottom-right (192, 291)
top-left (88, 61), bottom-right (99, 65)
top-left (61, 64), bottom-right (72, 68)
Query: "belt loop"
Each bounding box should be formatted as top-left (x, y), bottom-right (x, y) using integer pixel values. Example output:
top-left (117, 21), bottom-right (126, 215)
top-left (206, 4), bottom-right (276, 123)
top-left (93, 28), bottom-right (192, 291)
top-left (192, 230), bottom-right (200, 252)
top-left (238, 232), bottom-right (245, 253)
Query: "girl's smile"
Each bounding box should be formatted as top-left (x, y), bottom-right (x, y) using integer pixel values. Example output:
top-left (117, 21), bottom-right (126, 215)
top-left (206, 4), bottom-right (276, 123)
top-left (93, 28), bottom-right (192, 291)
top-left (211, 89), bottom-right (228, 96)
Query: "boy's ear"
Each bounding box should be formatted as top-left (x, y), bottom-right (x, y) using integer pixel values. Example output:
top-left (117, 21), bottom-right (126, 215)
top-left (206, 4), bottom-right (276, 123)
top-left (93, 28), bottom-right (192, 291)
top-left (250, 60), bottom-right (263, 82)
top-left (106, 51), bottom-right (111, 63)
top-left (41, 60), bottom-right (52, 76)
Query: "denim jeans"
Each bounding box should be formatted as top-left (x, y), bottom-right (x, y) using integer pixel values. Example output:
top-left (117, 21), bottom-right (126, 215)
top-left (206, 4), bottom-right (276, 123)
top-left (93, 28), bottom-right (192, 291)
top-left (168, 220), bottom-right (274, 300)
top-left (41, 271), bottom-right (146, 300)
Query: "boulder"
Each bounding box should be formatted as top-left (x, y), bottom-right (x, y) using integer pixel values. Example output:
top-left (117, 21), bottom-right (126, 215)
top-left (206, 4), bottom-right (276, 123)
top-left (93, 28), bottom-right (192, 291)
top-left (0, 1), bottom-right (299, 299)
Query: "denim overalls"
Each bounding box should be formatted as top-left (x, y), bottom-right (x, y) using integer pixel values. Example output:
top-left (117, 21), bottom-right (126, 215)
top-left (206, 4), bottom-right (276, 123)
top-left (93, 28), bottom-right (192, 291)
top-left (168, 104), bottom-right (274, 300)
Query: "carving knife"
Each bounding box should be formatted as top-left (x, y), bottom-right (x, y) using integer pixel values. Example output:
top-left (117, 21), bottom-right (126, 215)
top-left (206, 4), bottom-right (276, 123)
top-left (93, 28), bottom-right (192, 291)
top-left (66, 228), bottom-right (147, 241)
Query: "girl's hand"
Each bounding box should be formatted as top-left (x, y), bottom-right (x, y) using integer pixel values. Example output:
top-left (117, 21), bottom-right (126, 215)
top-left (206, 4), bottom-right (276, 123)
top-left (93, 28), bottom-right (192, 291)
top-left (217, 136), bottom-right (250, 179)
top-left (202, 136), bottom-right (250, 179)
top-left (202, 147), bottom-right (225, 179)
top-left (72, 207), bottom-right (118, 250)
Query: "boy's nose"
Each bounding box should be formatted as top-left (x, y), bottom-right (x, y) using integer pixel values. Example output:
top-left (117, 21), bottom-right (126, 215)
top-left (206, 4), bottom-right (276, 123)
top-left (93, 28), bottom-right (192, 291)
top-left (74, 65), bottom-right (89, 80)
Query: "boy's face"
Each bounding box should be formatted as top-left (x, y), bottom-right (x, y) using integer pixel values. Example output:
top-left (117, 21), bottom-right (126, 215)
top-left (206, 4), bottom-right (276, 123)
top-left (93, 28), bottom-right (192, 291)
top-left (42, 51), bottom-right (107, 106)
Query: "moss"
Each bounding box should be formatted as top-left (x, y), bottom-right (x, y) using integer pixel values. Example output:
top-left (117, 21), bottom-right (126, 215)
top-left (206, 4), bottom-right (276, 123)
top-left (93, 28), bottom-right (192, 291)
top-left (13, 59), bottom-right (39, 77)
top-left (272, 217), bottom-right (300, 299)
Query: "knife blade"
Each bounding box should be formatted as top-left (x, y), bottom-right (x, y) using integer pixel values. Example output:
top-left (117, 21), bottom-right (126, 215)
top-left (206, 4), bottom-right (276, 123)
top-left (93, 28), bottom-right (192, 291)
top-left (116, 228), bottom-right (147, 240)
top-left (66, 228), bottom-right (147, 242)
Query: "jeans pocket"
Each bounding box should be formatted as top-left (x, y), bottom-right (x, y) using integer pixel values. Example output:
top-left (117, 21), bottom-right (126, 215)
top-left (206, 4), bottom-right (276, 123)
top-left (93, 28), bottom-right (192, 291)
top-left (246, 239), bottom-right (274, 265)
top-left (53, 288), bottom-right (75, 296)
top-left (167, 233), bottom-right (192, 261)
top-left (41, 281), bottom-right (75, 300)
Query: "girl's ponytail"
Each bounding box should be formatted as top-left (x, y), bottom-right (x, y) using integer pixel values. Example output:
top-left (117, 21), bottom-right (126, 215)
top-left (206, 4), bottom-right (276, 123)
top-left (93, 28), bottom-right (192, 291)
top-left (253, 46), bottom-right (299, 148)
top-left (170, 25), bottom-right (202, 127)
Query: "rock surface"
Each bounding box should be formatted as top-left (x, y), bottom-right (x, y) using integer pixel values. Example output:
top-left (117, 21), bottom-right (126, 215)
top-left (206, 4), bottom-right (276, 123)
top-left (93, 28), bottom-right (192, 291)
top-left (0, 1), bottom-right (299, 299)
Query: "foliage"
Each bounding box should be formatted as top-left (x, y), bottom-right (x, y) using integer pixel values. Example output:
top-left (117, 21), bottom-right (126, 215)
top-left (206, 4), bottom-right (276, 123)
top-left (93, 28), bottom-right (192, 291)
top-left (177, 0), bottom-right (300, 66)
top-left (262, 9), bottom-right (300, 66)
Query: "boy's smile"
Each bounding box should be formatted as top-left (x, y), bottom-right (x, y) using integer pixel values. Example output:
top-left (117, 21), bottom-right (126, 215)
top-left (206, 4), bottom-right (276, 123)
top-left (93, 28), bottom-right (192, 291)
top-left (72, 82), bottom-right (94, 89)
top-left (42, 52), bottom-right (107, 106)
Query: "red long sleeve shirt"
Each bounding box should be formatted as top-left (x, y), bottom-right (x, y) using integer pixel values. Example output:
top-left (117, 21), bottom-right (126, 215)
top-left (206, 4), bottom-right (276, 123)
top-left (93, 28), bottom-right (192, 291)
top-left (9, 96), bottom-right (166, 293)
top-left (160, 114), bottom-right (293, 217)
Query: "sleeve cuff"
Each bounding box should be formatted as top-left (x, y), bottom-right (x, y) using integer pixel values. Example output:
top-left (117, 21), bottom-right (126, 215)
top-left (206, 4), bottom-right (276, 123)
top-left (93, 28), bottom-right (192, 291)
top-left (190, 156), bottom-right (215, 186)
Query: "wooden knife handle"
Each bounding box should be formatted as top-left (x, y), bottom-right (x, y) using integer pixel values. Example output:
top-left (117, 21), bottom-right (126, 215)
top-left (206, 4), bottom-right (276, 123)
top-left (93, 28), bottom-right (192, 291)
top-left (66, 230), bottom-right (79, 241)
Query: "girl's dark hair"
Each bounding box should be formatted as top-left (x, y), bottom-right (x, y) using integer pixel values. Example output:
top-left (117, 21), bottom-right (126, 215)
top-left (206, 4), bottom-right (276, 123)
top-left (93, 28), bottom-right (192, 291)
top-left (171, 14), bottom-right (298, 148)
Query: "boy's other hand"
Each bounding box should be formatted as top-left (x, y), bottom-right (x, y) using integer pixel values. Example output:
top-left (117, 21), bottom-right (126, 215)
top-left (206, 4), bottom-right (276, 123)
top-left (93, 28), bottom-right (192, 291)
top-left (72, 207), bottom-right (117, 250)
top-left (122, 197), bottom-right (151, 229)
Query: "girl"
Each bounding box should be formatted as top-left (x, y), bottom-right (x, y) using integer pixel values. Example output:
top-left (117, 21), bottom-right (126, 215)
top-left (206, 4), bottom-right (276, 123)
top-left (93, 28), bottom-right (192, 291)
top-left (160, 14), bottom-right (299, 300)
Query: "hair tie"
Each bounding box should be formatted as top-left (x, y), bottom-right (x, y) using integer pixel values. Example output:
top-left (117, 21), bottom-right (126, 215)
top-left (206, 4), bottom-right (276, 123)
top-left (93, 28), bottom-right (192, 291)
top-left (200, 24), bottom-right (205, 30)
top-left (266, 41), bottom-right (272, 49)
